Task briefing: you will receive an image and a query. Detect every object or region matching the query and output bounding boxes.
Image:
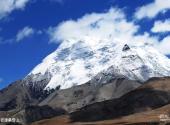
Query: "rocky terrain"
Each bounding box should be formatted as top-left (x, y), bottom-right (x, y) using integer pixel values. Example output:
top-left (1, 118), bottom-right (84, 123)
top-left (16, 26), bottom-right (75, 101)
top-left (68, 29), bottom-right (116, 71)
top-left (30, 105), bottom-right (170, 125)
top-left (1, 77), bottom-right (170, 125)
top-left (30, 77), bottom-right (170, 125)
top-left (39, 78), bottom-right (141, 112)
top-left (0, 77), bottom-right (140, 124)
top-left (70, 77), bottom-right (170, 122)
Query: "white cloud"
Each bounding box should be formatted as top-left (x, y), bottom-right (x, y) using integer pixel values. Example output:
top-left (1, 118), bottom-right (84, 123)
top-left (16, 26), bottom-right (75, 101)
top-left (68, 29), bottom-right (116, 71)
top-left (16, 26), bottom-right (34, 42)
top-left (155, 36), bottom-right (170, 55)
top-left (135, 0), bottom-right (170, 20)
top-left (48, 8), bottom-right (160, 48)
top-left (151, 19), bottom-right (170, 33)
top-left (0, 0), bottom-right (29, 19)
top-left (48, 7), bottom-right (170, 55)
top-left (48, 8), bottom-right (140, 44)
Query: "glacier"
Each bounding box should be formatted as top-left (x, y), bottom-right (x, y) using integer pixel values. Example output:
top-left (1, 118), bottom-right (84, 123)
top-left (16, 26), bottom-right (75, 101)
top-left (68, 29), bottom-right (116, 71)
top-left (27, 37), bottom-right (170, 90)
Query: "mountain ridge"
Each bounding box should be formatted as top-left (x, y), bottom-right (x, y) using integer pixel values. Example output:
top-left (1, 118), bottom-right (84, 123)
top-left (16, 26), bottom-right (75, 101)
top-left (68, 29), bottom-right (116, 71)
top-left (26, 38), bottom-right (170, 91)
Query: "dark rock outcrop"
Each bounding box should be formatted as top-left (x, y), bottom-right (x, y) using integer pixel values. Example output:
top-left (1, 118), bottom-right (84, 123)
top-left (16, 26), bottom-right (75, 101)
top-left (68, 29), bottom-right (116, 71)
top-left (122, 44), bottom-right (130, 51)
top-left (0, 76), bottom-right (52, 112)
top-left (70, 77), bottom-right (170, 122)
top-left (0, 80), bottom-right (37, 111)
top-left (23, 105), bottom-right (66, 124)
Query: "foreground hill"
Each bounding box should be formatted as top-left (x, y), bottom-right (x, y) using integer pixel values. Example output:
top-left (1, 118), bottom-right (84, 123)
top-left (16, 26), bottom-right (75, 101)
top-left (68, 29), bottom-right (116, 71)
top-left (31, 104), bottom-right (170, 125)
top-left (39, 78), bottom-right (140, 112)
top-left (30, 77), bottom-right (170, 125)
top-left (70, 77), bottom-right (170, 122)
top-left (0, 78), bottom-right (140, 124)
top-left (1, 77), bottom-right (170, 125)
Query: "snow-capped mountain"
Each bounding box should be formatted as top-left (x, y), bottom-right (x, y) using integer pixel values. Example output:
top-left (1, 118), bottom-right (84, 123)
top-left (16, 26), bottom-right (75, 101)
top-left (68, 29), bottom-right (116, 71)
top-left (27, 37), bottom-right (170, 90)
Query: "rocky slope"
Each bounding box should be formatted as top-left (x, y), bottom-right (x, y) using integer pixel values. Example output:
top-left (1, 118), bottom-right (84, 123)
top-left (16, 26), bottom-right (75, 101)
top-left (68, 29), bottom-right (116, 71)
top-left (70, 77), bottom-right (170, 122)
top-left (39, 78), bottom-right (141, 112)
top-left (0, 77), bottom-right (140, 124)
top-left (0, 77), bottom-right (52, 112)
top-left (30, 77), bottom-right (170, 125)
top-left (31, 104), bottom-right (170, 125)
top-left (0, 80), bottom-right (36, 111)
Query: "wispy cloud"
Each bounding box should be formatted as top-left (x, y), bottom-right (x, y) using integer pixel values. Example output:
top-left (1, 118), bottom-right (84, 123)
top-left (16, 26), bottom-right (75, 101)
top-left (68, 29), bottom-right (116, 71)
top-left (0, 26), bottom-right (40, 44)
top-left (48, 8), bottom-right (139, 43)
top-left (0, 0), bottom-right (29, 19)
top-left (0, 78), bottom-right (3, 83)
top-left (155, 36), bottom-right (170, 55)
top-left (151, 19), bottom-right (170, 33)
top-left (48, 8), bottom-right (159, 47)
top-left (16, 26), bottom-right (35, 42)
top-left (135, 0), bottom-right (170, 20)
top-left (48, 7), bottom-right (170, 55)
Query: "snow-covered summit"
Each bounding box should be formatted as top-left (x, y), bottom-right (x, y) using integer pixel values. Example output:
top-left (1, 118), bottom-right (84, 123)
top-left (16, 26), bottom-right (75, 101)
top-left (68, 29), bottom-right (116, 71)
top-left (27, 37), bottom-right (170, 90)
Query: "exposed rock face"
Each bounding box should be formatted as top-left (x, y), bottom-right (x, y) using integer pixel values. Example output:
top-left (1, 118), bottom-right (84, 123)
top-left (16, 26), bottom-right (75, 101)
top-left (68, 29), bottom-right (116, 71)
top-left (1, 75), bottom-right (170, 124)
top-left (0, 72), bottom-right (141, 124)
top-left (70, 77), bottom-right (170, 122)
top-left (40, 78), bottom-right (141, 112)
top-left (0, 105), bottom-right (66, 125)
top-left (0, 76), bottom-right (53, 112)
top-left (25, 73), bottom-right (51, 96)
top-left (22, 105), bottom-right (66, 124)
top-left (122, 44), bottom-right (130, 51)
top-left (0, 79), bottom-right (55, 124)
top-left (0, 80), bottom-right (37, 111)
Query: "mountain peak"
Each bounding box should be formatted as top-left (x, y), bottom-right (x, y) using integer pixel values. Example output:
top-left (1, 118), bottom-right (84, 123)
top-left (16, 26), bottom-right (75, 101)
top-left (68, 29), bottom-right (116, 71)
top-left (122, 44), bottom-right (130, 51)
top-left (27, 38), bottom-right (170, 90)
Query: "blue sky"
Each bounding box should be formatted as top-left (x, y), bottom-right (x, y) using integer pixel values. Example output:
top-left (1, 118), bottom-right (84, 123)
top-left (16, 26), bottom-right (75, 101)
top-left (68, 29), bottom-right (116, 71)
top-left (0, 0), bottom-right (170, 88)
